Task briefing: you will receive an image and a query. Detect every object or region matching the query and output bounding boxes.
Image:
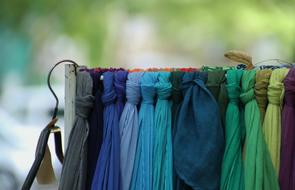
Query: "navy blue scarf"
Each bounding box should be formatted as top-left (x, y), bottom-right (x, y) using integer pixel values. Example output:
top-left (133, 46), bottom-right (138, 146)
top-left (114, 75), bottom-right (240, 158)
top-left (91, 71), bottom-right (127, 190)
top-left (86, 71), bottom-right (104, 190)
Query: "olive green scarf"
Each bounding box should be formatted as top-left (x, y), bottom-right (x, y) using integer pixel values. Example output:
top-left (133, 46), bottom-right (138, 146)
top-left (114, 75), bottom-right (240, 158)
top-left (255, 70), bottom-right (272, 121)
top-left (263, 68), bottom-right (289, 174)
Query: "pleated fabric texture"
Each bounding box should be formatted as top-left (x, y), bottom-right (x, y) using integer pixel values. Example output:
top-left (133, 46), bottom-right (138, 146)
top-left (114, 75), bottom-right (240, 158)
top-left (153, 72), bottom-right (173, 190)
top-left (255, 70), bottom-right (272, 121)
top-left (130, 72), bottom-right (158, 190)
top-left (113, 70), bottom-right (128, 189)
top-left (171, 71), bottom-right (189, 190)
top-left (240, 70), bottom-right (279, 190)
top-left (263, 68), bottom-right (289, 174)
top-left (174, 72), bottom-right (224, 190)
top-left (86, 71), bottom-right (104, 190)
top-left (59, 71), bottom-right (94, 190)
top-left (221, 69), bottom-right (245, 190)
top-left (114, 70), bottom-right (128, 117)
top-left (206, 70), bottom-right (228, 127)
top-left (279, 68), bottom-right (295, 190)
top-left (91, 71), bottom-right (123, 190)
top-left (119, 72), bottom-right (143, 190)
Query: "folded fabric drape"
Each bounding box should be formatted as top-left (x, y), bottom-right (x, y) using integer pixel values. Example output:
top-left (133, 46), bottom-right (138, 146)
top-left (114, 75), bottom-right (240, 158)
top-left (221, 69), bottom-right (245, 190)
top-left (279, 68), bottom-right (295, 190)
top-left (86, 70), bottom-right (104, 190)
top-left (130, 72), bottom-right (158, 190)
top-left (153, 72), bottom-right (173, 190)
top-left (240, 70), bottom-right (279, 190)
top-left (174, 72), bottom-right (224, 190)
top-left (112, 70), bottom-right (128, 189)
top-left (255, 70), bottom-right (272, 121)
top-left (114, 70), bottom-right (128, 116)
top-left (58, 65), bottom-right (295, 190)
top-left (263, 68), bottom-right (289, 174)
top-left (171, 71), bottom-right (184, 138)
top-left (119, 72), bottom-right (143, 190)
top-left (59, 71), bottom-right (94, 190)
top-left (171, 71), bottom-right (189, 190)
top-left (91, 71), bottom-right (123, 190)
top-left (206, 70), bottom-right (228, 128)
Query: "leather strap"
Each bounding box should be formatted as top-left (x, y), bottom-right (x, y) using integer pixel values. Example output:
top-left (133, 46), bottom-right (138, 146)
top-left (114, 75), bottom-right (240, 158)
top-left (22, 119), bottom-right (63, 190)
top-left (36, 145), bottom-right (56, 184)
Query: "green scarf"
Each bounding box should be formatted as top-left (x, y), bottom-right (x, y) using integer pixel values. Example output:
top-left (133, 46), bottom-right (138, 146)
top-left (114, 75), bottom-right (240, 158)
top-left (221, 69), bottom-right (245, 190)
top-left (240, 70), bottom-right (279, 190)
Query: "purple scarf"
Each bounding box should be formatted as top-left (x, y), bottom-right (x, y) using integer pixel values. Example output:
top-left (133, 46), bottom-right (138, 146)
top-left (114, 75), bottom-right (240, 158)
top-left (280, 68), bottom-right (295, 189)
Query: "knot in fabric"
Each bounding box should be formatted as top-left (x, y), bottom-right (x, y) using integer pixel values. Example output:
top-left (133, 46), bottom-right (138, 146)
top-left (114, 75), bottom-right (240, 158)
top-left (114, 70), bottom-right (128, 102)
top-left (267, 68), bottom-right (289, 105)
top-left (193, 72), bottom-right (208, 90)
top-left (240, 88), bottom-right (255, 104)
top-left (182, 72), bottom-right (196, 95)
top-left (102, 71), bottom-right (117, 105)
top-left (126, 72), bottom-right (143, 105)
top-left (175, 69), bottom-right (223, 190)
top-left (156, 72), bottom-right (172, 100)
top-left (76, 95), bottom-right (95, 119)
top-left (226, 84), bottom-right (240, 104)
top-left (182, 72), bottom-right (208, 95)
top-left (226, 70), bottom-right (243, 104)
top-left (75, 71), bottom-right (95, 119)
top-left (267, 82), bottom-right (283, 105)
top-left (76, 71), bottom-right (93, 97)
top-left (141, 86), bottom-right (156, 104)
top-left (141, 72), bottom-right (158, 104)
top-left (193, 73), bottom-right (208, 89)
top-left (240, 70), bottom-right (256, 104)
top-left (254, 70), bottom-right (272, 118)
top-left (255, 78), bottom-right (269, 98)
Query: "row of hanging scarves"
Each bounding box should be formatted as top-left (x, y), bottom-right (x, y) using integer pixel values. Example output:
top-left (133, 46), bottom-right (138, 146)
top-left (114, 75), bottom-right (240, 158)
top-left (58, 51), bottom-right (295, 190)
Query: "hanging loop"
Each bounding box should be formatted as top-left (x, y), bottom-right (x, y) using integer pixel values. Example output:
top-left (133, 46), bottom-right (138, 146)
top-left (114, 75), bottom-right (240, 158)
top-left (47, 59), bottom-right (79, 120)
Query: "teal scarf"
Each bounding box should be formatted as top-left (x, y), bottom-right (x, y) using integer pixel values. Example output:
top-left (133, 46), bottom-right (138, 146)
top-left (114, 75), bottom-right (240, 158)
top-left (130, 72), bottom-right (158, 190)
top-left (153, 72), bottom-right (173, 190)
top-left (221, 69), bottom-right (245, 190)
top-left (174, 72), bottom-right (224, 189)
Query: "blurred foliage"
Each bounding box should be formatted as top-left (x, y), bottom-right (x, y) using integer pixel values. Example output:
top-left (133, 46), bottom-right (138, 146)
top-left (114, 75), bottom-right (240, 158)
top-left (0, 0), bottom-right (295, 69)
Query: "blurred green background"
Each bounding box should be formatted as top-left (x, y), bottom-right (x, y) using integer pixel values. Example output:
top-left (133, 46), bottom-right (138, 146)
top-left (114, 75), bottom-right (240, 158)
top-left (0, 1), bottom-right (295, 189)
top-left (1, 0), bottom-right (295, 86)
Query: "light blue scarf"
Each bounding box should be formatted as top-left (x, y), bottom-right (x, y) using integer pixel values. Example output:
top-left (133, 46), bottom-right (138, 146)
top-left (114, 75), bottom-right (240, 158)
top-left (119, 72), bottom-right (143, 190)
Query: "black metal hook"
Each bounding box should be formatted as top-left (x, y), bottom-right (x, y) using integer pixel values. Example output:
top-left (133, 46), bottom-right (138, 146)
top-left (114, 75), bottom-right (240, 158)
top-left (47, 59), bottom-right (79, 120)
